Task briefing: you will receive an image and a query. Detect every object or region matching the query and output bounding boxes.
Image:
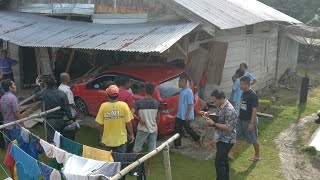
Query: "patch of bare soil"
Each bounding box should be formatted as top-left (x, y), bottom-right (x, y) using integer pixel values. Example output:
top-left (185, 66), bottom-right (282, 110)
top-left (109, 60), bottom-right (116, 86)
top-left (162, 116), bottom-right (216, 160)
top-left (276, 113), bottom-right (320, 180)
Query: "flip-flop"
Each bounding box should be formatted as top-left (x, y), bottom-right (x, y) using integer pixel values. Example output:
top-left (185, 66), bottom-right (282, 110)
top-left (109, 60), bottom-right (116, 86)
top-left (248, 156), bottom-right (260, 162)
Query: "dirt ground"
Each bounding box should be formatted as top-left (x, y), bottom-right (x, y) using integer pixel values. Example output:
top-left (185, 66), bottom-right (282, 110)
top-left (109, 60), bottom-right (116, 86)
top-left (276, 113), bottom-right (320, 180)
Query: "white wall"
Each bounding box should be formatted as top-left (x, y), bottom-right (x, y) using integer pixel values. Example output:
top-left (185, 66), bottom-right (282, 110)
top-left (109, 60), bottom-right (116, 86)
top-left (204, 22), bottom-right (280, 100)
top-left (276, 28), bottom-right (299, 81)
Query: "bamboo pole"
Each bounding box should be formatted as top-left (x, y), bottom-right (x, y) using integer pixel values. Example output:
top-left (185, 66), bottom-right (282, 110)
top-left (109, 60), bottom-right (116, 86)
top-left (163, 144), bottom-right (172, 180)
top-left (0, 107), bottom-right (61, 130)
top-left (110, 134), bottom-right (180, 180)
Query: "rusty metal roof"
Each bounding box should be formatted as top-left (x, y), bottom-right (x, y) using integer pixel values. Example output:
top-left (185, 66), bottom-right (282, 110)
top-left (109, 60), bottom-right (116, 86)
top-left (169, 0), bottom-right (301, 29)
top-left (0, 12), bottom-right (198, 53)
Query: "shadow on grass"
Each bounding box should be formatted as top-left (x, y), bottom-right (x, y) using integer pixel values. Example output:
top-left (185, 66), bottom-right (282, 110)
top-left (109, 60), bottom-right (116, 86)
top-left (231, 162), bottom-right (257, 179)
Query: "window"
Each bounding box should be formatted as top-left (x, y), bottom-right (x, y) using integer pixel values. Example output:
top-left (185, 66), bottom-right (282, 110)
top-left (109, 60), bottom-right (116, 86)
top-left (158, 74), bottom-right (190, 98)
top-left (89, 75), bottom-right (117, 90)
top-left (129, 79), bottom-right (145, 94)
top-left (246, 25), bottom-right (254, 35)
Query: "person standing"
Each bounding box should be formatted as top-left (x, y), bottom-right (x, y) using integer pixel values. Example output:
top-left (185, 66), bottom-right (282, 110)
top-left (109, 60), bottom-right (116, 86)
top-left (58, 73), bottom-right (79, 117)
top-left (96, 85), bottom-right (135, 153)
top-left (228, 76), bottom-right (260, 161)
top-left (0, 79), bottom-right (22, 147)
top-left (132, 83), bottom-right (160, 173)
top-left (240, 63), bottom-right (257, 85)
top-left (204, 89), bottom-right (237, 180)
top-left (0, 50), bottom-right (18, 81)
top-left (230, 68), bottom-right (245, 115)
top-left (174, 76), bottom-right (202, 148)
top-left (34, 75), bottom-right (75, 143)
top-left (116, 77), bottom-right (134, 108)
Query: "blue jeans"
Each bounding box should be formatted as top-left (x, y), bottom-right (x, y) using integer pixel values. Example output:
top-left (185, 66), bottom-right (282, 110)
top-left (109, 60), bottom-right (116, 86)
top-left (4, 125), bottom-right (21, 148)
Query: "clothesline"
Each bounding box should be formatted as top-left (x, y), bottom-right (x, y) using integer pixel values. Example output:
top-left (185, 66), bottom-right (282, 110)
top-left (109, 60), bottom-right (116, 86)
top-left (0, 129), bottom-right (61, 180)
top-left (0, 160), bottom-right (11, 179)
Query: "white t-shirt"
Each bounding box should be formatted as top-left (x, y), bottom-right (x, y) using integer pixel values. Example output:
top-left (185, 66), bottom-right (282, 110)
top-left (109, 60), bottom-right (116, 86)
top-left (58, 84), bottom-right (76, 116)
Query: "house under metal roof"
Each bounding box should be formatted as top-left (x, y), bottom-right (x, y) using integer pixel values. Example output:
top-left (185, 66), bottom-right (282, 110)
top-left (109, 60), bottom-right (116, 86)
top-left (0, 11), bottom-right (198, 53)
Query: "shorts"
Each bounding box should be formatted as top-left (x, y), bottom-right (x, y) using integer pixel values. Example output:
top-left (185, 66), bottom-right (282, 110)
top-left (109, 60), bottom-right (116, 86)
top-left (236, 118), bottom-right (258, 144)
top-left (133, 130), bottom-right (157, 152)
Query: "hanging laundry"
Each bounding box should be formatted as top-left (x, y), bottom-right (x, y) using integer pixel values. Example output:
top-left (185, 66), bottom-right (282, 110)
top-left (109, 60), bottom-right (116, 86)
top-left (53, 145), bottom-right (66, 164)
top-left (60, 135), bottom-right (83, 156)
top-left (3, 143), bottom-right (16, 180)
top-left (112, 152), bottom-right (146, 180)
top-left (40, 139), bottom-right (54, 158)
top-left (62, 154), bottom-right (121, 180)
top-left (82, 145), bottom-right (114, 162)
top-left (50, 169), bottom-right (62, 180)
top-left (38, 162), bottom-right (53, 180)
top-left (53, 131), bottom-right (61, 148)
top-left (16, 132), bottom-right (44, 160)
top-left (10, 144), bottom-right (41, 180)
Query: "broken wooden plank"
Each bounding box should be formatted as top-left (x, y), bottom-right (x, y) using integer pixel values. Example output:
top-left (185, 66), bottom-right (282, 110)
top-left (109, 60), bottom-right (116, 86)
top-left (257, 112), bottom-right (274, 118)
top-left (21, 102), bottom-right (41, 118)
top-left (18, 94), bottom-right (35, 106)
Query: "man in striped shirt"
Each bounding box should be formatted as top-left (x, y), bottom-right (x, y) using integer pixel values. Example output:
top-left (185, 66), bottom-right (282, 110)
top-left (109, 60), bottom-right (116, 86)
top-left (131, 83), bottom-right (160, 173)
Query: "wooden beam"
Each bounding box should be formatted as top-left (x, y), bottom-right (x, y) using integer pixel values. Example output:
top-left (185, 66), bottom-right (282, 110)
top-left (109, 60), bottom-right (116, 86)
top-left (65, 49), bottom-right (76, 73)
top-left (175, 43), bottom-right (187, 57)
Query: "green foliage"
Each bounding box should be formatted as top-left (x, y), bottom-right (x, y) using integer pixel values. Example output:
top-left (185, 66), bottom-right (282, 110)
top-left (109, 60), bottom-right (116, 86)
top-left (260, 0), bottom-right (320, 24)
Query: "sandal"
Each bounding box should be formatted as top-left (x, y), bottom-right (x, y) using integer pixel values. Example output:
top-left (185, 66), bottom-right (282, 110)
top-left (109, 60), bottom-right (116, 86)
top-left (248, 156), bottom-right (260, 162)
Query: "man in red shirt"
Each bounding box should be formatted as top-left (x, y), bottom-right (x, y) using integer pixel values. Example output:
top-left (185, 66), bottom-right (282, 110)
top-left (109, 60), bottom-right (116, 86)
top-left (116, 77), bottom-right (134, 108)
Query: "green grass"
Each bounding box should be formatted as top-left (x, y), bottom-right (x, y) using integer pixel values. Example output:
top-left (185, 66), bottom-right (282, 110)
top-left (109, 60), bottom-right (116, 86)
top-left (1, 88), bottom-right (320, 180)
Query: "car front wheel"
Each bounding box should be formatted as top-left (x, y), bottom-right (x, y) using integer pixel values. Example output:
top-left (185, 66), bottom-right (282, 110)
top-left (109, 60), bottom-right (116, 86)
top-left (75, 98), bottom-right (89, 116)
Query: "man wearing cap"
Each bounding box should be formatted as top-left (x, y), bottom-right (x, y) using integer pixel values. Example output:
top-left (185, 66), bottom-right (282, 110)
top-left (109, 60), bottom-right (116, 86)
top-left (95, 85), bottom-right (135, 153)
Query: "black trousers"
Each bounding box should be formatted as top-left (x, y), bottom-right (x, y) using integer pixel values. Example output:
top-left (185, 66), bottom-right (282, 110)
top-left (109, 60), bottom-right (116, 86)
top-left (46, 119), bottom-right (66, 143)
top-left (174, 117), bottom-right (200, 147)
top-left (215, 141), bottom-right (234, 180)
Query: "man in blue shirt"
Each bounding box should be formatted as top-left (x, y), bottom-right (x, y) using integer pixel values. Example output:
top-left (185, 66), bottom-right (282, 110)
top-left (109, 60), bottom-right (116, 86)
top-left (0, 50), bottom-right (18, 81)
top-left (174, 76), bottom-right (202, 148)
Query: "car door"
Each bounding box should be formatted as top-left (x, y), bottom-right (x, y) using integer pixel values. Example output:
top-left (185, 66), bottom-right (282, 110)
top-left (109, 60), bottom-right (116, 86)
top-left (83, 74), bottom-right (117, 115)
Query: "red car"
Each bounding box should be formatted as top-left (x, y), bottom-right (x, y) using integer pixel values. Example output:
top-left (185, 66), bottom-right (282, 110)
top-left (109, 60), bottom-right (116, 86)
top-left (71, 64), bottom-right (201, 134)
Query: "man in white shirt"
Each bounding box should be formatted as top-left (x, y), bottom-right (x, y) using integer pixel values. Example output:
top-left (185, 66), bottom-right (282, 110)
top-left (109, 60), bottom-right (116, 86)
top-left (58, 73), bottom-right (79, 117)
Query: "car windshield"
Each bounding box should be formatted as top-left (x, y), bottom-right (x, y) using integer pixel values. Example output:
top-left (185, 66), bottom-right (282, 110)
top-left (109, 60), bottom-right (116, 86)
top-left (158, 73), bottom-right (190, 98)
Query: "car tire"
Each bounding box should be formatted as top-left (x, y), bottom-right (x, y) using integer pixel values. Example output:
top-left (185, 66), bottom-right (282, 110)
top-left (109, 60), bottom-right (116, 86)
top-left (75, 98), bottom-right (89, 116)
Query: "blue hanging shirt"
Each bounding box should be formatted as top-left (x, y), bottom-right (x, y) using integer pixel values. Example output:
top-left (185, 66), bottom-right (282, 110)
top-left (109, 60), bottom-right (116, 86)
top-left (10, 144), bottom-right (41, 180)
top-left (38, 162), bottom-right (53, 180)
top-left (16, 134), bottom-right (44, 160)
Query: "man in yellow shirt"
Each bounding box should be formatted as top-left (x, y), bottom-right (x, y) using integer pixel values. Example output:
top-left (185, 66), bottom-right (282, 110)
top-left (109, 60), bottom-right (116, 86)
top-left (96, 85), bottom-right (135, 153)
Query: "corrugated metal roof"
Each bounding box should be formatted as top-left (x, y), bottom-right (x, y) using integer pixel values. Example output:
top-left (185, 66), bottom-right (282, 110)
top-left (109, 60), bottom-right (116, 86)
top-left (20, 4), bottom-right (95, 15)
top-left (171, 0), bottom-right (302, 29)
top-left (0, 12), bottom-right (198, 53)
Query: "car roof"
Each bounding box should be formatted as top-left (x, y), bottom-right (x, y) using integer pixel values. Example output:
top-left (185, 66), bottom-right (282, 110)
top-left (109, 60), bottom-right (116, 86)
top-left (101, 64), bottom-right (185, 84)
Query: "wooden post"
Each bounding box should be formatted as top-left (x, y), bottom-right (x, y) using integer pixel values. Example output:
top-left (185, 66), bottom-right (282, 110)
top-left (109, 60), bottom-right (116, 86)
top-left (163, 144), bottom-right (172, 180)
top-left (65, 49), bottom-right (76, 73)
